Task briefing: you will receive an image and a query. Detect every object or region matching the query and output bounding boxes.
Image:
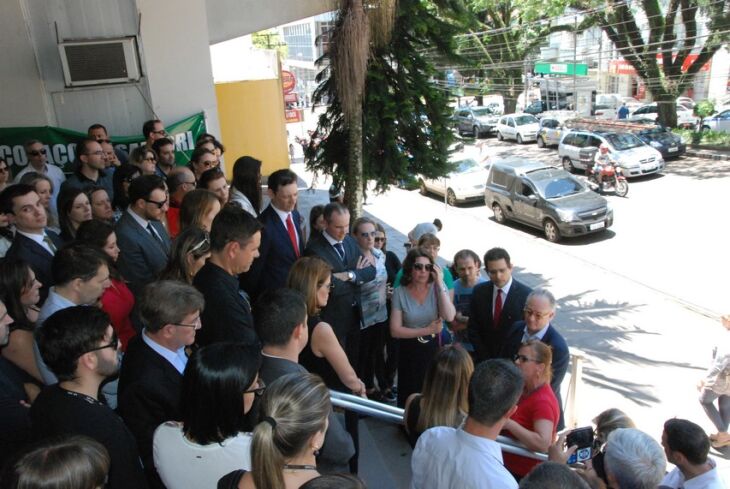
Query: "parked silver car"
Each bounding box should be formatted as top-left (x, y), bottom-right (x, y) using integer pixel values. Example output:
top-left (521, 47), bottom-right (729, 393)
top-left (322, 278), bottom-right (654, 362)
top-left (558, 129), bottom-right (665, 178)
top-left (453, 107), bottom-right (500, 137)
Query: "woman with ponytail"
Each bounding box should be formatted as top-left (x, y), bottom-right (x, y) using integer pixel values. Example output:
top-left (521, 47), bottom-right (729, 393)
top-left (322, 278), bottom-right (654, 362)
top-left (218, 372), bottom-right (331, 489)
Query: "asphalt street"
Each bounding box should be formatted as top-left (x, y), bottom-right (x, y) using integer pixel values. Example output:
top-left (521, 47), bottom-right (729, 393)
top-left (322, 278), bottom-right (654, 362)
top-left (293, 135), bottom-right (730, 483)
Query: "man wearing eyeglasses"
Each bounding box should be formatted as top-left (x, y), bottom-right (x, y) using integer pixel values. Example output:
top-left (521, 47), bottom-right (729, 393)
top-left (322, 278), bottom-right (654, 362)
top-left (499, 288), bottom-right (569, 430)
top-left (143, 119), bottom-right (167, 150)
top-left (119, 281), bottom-right (204, 489)
top-left (32, 306), bottom-right (149, 489)
top-left (14, 139), bottom-right (66, 214)
top-left (60, 138), bottom-right (114, 200)
top-left (115, 175), bottom-right (171, 296)
top-left (88, 123), bottom-right (129, 165)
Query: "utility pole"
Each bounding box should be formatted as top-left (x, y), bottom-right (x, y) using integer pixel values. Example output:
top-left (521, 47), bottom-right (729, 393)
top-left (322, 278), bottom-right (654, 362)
top-left (573, 14), bottom-right (578, 112)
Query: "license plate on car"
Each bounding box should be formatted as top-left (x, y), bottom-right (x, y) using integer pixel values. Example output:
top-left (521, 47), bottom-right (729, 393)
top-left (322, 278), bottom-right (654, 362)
top-left (589, 221), bottom-right (605, 231)
top-left (668, 146), bottom-right (678, 152)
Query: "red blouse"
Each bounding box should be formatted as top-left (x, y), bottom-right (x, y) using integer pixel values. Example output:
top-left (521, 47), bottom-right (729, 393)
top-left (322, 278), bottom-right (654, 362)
top-left (101, 278), bottom-right (137, 352)
top-left (502, 382), bottom-right (559, 477)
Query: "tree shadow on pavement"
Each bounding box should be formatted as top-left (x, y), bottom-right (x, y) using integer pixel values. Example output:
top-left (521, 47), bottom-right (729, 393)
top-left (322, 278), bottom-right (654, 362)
top-left (664, 156), bottom-right (730, 179)
top-left (554, 291), bottom-right (702, 407)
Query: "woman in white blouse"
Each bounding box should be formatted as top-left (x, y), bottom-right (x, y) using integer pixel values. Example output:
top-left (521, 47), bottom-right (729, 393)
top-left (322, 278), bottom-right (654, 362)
top-left (153, 343), bottom-right (264, 488)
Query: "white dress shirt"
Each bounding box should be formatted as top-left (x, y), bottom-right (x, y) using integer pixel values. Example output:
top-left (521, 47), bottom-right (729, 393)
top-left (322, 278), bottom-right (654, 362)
top-left (659, 459), bottom-right (726, 489)
top-left (270, 203), bottom-right (299, 242)
top-left (16, 230), bottom-right (55, 255)
top-left (141, 330), bottom-right (188, 375)
top-left (492, 277), bottom-right (513, 315)
top-left (411, 426), bottom-right (518, 489)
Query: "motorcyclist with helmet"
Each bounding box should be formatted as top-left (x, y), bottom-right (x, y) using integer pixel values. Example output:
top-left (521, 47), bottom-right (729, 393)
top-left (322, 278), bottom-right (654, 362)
top-left (591, 143), bottom-right (614, 190)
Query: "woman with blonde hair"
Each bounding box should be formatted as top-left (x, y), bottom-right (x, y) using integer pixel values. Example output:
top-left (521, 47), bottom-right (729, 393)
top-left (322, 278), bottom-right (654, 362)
top-left (403, 344), bottom-right (474, 447)
top-left (503, 339), bottom-right (559, 478)
top-left (218, 372), bottom-right (330, 489)
top-left (286, 257), bottom-right (365, 396)
top-left (179, 189), bottom-right (221, 233)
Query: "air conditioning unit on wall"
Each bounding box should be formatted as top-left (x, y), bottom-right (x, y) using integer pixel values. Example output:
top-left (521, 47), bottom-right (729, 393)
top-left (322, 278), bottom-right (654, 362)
top-left (58, 37), bottom-right (141, 87)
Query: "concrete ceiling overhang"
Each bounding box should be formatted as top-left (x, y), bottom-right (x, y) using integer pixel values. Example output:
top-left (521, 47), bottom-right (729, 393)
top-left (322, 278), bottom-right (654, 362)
top-left (206, 0), bottom-right (333, 44)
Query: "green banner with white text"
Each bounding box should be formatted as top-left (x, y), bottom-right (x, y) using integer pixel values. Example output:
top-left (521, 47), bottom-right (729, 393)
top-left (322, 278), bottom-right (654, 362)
top-left (0, 112), bottom-right (207, 174)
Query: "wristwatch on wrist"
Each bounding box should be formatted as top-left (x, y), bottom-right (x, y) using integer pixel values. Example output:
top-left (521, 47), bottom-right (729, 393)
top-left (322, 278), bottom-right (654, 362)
top-left (347, 271), bottom-right (355, 282)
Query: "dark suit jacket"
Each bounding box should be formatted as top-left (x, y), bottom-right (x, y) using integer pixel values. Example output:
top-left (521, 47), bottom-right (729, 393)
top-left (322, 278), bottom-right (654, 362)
top-left (5, 230), bottom-right (62, 303)
top-left (194, 262), bottom-right (258, 347)
top-left (240, 205), bottom-right (304, 299)
top-left (499, 321), bottom-right (569, 410)
top-left (467, 279), bottom-right (532, 362)
top-left (259, 355), bottom-right (355, 474)
top-left (117, 334), bottom-right (183, 487)
top-left (304, 233), bottom-right (375, 344)
top-left (115, 211), bottom-right (170, 296)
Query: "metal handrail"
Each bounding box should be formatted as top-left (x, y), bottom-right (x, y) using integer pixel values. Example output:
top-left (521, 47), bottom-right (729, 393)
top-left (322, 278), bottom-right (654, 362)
top-left (329, 390), bottom-right (548, 461)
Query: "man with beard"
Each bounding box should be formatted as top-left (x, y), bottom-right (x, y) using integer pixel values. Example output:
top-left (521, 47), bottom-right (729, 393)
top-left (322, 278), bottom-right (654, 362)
top-left (152, 137), bottom-right (176, 177)
top-left (31, 306), bottom-right (148, 489)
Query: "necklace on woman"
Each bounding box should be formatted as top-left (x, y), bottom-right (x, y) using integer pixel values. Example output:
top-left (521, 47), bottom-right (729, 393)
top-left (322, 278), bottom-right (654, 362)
top-left (283, 464), bottom-right (317, 471)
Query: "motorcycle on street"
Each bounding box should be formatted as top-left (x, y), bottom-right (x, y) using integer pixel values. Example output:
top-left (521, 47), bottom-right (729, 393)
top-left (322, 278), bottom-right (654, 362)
top-left (579, 147), bottom-right (629, 197)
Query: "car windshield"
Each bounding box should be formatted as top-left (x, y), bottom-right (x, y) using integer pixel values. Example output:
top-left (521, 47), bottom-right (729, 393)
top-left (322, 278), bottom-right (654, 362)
top-left (472, 108), bottom-right (493, 116)
top-left (541, 119), bottom-right (559, 129)
top-left (515, 115), bottom-right (538, 125)
top-left (450, 158), bottom-right (481, 174)
top-left (605, 133), bottom-right (643, 150)
top-left (534, 176), bottom-right (586, 199)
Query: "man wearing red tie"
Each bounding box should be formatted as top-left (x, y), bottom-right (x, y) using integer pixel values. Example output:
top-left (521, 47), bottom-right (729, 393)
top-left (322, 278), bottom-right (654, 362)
top-left (467, 247), bottom-right (532, 362)
top-left (240, 169), bottom-right (305, 299)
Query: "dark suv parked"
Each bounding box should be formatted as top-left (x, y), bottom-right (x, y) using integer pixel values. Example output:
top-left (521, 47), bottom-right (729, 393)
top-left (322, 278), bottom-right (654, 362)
top-left (484, 159), bottom-right (613, 242)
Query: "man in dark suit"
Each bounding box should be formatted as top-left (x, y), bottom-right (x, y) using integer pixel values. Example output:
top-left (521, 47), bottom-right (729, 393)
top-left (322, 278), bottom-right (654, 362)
top-left (499, 288), bottom-right (569, 430)
top-left (115, 175), bottom-right (171, 296)
top-left (254, 289), bottom-right (355, 474)
top-left (193, 205), bottom-right (262, 347)
top-left (240, 169), bottom-right (304, 299)
top-left (467, 247), bottom-right (532, 362)
top-left (304, 202), bottom-right (375, 368)
top-left (0, 184), bottom-right (63, 302)
top-left (118, 281), bottom-right (204, 489)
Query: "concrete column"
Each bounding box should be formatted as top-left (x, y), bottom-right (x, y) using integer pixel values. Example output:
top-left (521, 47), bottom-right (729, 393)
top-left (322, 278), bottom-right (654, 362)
top-left (135, 0), bottom-right (220, 137)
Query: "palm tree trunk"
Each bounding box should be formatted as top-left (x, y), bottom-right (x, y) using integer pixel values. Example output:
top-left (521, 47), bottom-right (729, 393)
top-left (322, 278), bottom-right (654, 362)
top-left (345, 109), bottom-right (364, 219)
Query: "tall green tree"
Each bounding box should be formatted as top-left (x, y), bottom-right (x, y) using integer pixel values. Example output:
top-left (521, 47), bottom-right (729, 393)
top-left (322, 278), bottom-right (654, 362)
top-left (459, 0), bottom-right (583, 113)
top-left (575, 0), bottom-right (730, 127)
top-left (307, 0), bottom-right (462, 217)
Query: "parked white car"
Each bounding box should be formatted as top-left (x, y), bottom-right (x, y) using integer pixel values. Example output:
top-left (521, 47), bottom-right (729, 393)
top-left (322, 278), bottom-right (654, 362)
top-left (701, 109), bottom-right (730, 132)
top-left (418, 152), bottom-right (491, 206)
top-left (496, 114), bottom-right (540, 143)
top-left (629, 103), bottom-right (698, 128)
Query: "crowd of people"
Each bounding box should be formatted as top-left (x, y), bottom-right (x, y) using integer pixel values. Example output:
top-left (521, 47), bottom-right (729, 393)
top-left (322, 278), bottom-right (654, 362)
top-left (0, 120), bottom-right (727, 489)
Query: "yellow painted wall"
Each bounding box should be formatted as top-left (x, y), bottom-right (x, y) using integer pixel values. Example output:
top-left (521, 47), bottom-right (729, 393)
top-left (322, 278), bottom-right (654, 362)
top-left (215, 79), bottom-right (289, 177)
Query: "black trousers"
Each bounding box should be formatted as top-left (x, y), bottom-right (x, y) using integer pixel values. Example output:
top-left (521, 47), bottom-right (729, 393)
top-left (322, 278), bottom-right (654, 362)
top-left (397, 336), bottom-right (438, 407)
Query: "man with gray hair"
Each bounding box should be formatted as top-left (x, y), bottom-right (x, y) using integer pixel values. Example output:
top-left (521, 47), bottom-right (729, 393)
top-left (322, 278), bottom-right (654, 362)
top-left (118, 280), bottom-right (204, 488)
top-left (604, 428), bottom-right (667, 489)
top-left (411, 359), bottom-right (524, 489)
top-left (500, 287), bottom-right (569, 430)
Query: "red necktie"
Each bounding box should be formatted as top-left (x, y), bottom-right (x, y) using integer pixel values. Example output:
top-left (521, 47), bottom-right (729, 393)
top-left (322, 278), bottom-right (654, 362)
top-left (286, 213), bottom-right (300, 257)
top-left (493, 289), bottom-right (503, 328)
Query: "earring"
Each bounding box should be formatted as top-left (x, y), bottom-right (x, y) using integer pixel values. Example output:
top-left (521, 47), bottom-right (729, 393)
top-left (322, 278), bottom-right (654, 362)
top-left (312, 445), bottom-right (320, 457)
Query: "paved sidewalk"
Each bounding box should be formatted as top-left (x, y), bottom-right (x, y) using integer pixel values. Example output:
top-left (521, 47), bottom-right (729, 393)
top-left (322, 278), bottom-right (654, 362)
top-left (684, 147), bottom-right (730, 160)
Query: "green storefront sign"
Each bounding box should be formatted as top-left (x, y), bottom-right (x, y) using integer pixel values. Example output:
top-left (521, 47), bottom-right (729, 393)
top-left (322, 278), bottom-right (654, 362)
top-left (534, 62), bottom-right (588, 76)
top-left (0, 112), bottom-right (207, 173)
